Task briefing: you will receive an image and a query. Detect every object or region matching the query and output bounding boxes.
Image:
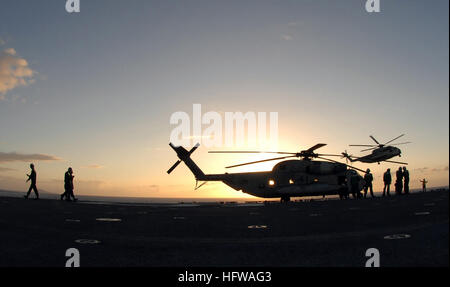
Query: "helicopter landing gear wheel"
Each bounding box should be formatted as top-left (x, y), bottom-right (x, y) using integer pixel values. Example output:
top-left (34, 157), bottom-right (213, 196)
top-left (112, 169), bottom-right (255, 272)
top-left (281, 196), bottom-right (290, 203)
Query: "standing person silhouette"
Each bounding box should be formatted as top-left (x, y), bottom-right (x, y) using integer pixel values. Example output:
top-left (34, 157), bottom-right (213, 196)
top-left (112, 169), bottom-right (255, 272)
top-left (383, 168), bottom-right (392, 197)
top-left (351, 173), bottom-right (362, 199)
top-left (24, 163), bottom-right (39, 200)
top-left (62, 167), bottom-right (77, 202)
top-left (403, 167), bottom-right (410, 194)
top-left (61, 167), bottom-right (70, 201)
top-left (363, 169), bottom-right (374, 198)
top-left (420, 178), bottom-right (428, 192)
top-left (395, 167), bottom-right (403, 195)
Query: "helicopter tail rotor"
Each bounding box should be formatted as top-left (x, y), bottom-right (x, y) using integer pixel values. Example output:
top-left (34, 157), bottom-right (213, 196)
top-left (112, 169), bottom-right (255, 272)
top-left (167, 143), bottom-right (205, 180)
top-left (341, 150), bottom-right (350, 164)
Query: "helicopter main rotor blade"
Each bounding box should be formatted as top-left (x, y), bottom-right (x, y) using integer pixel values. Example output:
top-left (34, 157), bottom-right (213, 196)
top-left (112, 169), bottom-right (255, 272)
top-left (384, 134), bottom-right (405, 145)
top-left (317, 154), bottom-right (343, 157)
top-left (390, 142), bottom-right (411, 146)
top-left (384, 160), bottom-right (408, 165)
top-left (369, 135), bottom-right (380, 145)
top-left (361, 147), bottom-right (378, 152)
top-left (349, 144), bottom-right (377, 147)
top-left (225, 156), bottom-right (297, 169)
top-left (209, 151), bottom-right (296, 155)
top-left (305, 143), bottom-right (327, 153)
top-left (316, 156), bottom-right (366, 173)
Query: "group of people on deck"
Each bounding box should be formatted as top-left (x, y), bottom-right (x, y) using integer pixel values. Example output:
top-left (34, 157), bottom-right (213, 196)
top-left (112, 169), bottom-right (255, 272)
top-left (345, 166), bottom-right (429, 199)
top-left (381, 166), bottom-right (410, 197)
top-left (23, 164), bottom-right (77, 201)
top-left (362, 166), bottom-right (428, 198)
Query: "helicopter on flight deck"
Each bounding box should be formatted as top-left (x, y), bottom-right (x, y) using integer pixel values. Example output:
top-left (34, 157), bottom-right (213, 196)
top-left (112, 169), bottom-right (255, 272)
top-left (167, 142), bottom-right (367, 202)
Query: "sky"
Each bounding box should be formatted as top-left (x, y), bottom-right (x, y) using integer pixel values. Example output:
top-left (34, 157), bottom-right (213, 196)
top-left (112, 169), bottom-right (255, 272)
top-left (0, 0), bottom-right (448, 198)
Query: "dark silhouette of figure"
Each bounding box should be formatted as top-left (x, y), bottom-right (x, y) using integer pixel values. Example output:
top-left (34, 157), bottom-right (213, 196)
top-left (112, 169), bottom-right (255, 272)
top-left (420, 178), bottom-right (428, 192)
top-left (339, 183), bottom-right (349, 200)
top-left (61, 167), bottom-right (77, 202)
top-left (349, 173), bottom-right (361, 199)
top-left (24, 163), bottom-right (39, 199)
top-left (363, 168), bottom-right (374, 198)
top-left (395, 167), bottom-right (403, 195)
top-left (403, 167), bottom-right (409, 194)
top-left (383, 168), bottom-right (391, 196)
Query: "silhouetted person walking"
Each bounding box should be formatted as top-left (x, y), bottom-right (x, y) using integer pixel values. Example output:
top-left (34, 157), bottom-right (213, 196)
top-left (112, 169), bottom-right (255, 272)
top-left (363, 168), bottom-right (374, 198)
top-left (24, 163), bottom-right (39, 200)
top-left (383, 168), bottom-right (391, 196)
top-left (395, 167), bottom-right (403, 195)
top-left (403, 167), bottom-right (409, 194)
top-left (420, 178), bottom-right (428, 192)
top-left (61, 167), bottom-right (77, 202)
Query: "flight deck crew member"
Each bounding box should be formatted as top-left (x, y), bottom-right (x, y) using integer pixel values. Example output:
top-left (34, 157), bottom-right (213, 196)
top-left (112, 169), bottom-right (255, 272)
top-left (395, 167), bottom-right (403, 195)
top-left (420, 178), bottom-right (428, 192)
top-left (363, 169), bottom-right (374, 198)
top-left (24, 163), bottom-right (39, 199)
top-left (62, 167), bottom-right (77, 202)
top-left (383, 168), bottom-right (391, 197)
top-left (348, 171), bottom-right (361, 199)
top-left (403, 167), bottom-right (410, 194)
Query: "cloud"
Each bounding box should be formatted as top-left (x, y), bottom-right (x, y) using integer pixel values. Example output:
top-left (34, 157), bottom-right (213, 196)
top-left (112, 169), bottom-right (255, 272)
top-left (0, 48), bottom-right (36, 95)
top-left (136, 184), bottom-right (160, 194)
top-left (0, 152), bottom-right (61, 163)
top-left (82, 164), bottom-right (104, 169)
top-left (281, 34), bottom-right (293, 41)
top-left (0, 167), bottom-right (16, 172)
top-left (0, 38), bottom-right (5, 46)
top-left (413, 166), bottom-right (449, 173)
top-left (432, 166), bottom-right (449, 172)
top-left (2, 93), bottom-right (28, 104)
top-left (413, 167), bottom-right (429, 173)
top-left (4, 48), bottom-right (16, 56)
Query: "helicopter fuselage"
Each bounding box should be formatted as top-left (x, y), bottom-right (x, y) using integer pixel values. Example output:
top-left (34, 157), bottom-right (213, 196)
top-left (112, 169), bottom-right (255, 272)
top-left (353, 146), bottom-right (401, 163)
top-left (201, 160), bottom-right (364, 198)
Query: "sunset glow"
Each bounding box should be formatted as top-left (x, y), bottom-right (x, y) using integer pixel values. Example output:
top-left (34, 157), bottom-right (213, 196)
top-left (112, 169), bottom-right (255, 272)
top-left (0, 1), bottom-right (448, 199)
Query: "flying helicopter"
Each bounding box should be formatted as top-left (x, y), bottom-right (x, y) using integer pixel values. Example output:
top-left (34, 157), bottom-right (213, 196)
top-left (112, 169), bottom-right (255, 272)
top-left (341, 134), bottom-right (411, 165)
top-left (167, 142), bottom-right (366, 202)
